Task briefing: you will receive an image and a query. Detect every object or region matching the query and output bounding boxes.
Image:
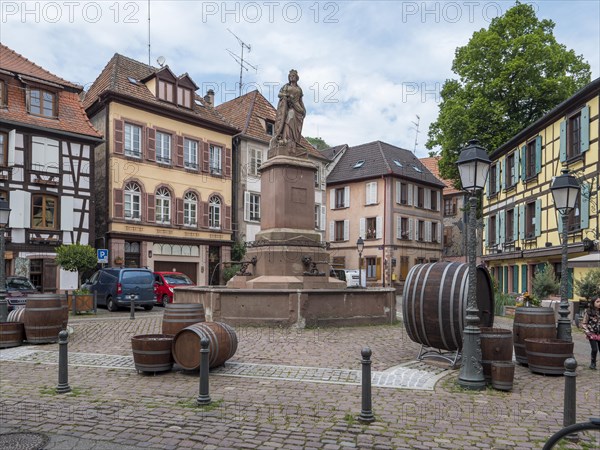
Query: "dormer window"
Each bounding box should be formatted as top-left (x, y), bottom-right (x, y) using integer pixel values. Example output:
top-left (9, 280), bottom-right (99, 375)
top-left (28, 87), bottom-right (56, 118)
top-left (266, 121), bottom-right (275, 136)
top-left (0, 80), bottom-right (6, 107)
top-left (177, 86), bottom-right (192, 108)
top-left (158, 80), bottom-right (174, 102)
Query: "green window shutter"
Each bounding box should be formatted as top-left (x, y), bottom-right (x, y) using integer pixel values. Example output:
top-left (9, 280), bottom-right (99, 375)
top-left (498, 267), bottom-right (503, 292)
top-left (503, 267), bottom-right (509, 294)
top-left (519, 204), bottom-right (525, 240)
top-left (559, 121), bottom-right (567, 162)
top-left (535, 199), bottom-right (541, 237)
top-left (580, 182), bottom-right (590, 229)
top-left (521, 265), bottom-right (528, 293)
top-left (580, 105), bottom-right (590, 153)
top-left (512, 265), bottom-right (519, 293)
top-left (535, 136), bottom-right (542, 174)
top-left (520, 145), bottom-right (526, 181)
top-left (567, 268), bottom-right (574, 299)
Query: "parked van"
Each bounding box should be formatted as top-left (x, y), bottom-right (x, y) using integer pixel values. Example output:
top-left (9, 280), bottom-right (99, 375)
top-left (154, 271), bottom-right (195, 306)
top-left (82, 268), bottom-right (156, 312)
top-left (331, 269), bottom-right (360, 287)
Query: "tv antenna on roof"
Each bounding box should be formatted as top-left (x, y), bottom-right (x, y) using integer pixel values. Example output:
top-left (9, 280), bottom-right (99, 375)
top-left (411, 115), bottom-right (420, 154)
top-left (227, 28), bottom-right (258, 96)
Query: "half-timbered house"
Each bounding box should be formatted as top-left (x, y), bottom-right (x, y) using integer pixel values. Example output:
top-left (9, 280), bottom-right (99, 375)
top-left (0, 44), bottom-right (102, 292)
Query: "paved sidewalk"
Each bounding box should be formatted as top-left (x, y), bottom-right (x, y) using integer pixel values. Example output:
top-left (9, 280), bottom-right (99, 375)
top-left (1, 309), bottom-right (598, 449)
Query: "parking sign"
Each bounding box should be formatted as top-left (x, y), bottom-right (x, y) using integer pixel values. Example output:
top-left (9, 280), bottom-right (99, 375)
top-left (97, 249), bottom-right (109, 264)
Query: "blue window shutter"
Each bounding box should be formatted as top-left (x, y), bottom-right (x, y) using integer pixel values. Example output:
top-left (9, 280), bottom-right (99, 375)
top-left (580, 182), bottom-right (590, 229)
top-left (520, 145), bottom-right (526, 181)
top-left (501, 158), bottom-right (506, 190)
top-left (514, 150), bottom-right (520, 184)
top-left (485, 217), bottom-right (489, 245)
top-left (535, 199), bottom-right (541, 237)
top-left (580, 105), bottom-right (590, 153)
top-left (559, 121), bottom-right (567, 162)
top-left (513, 209), bottom-right (518, 242)
top-left (496, 163), bottom-right (501, 193)
top-left (495, 213), bottom-right (500, 245)
top-left (519, 204), bottom-right (525, 240)
top-left (535, 136), bottom-right (542, 174)
top-left (499, 210), bottom-right (505, 244)
top-left (521, 265), bottom-right (528, 293)
top-left (486, 173), bottom-right (490, 199)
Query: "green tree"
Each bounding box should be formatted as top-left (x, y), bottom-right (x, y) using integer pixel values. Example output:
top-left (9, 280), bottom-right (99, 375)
top-left (426, 2), bottom-right (591, 187)
top-left (305, 136), bottom-right (330, 151)
top-left (574, 268), bottom-right (600, 301)
top-left (532, 263), bottom-right (560, 300)
top-left (55, 243), bottom-right (98, 289)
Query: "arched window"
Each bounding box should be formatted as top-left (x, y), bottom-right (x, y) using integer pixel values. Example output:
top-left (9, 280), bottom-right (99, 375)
top-left (209, 195), bottom-right (221, 229)
top-left (124, 182), bottom-right (141, 220)
top-left (184, 192), bottom-right (197, 226)
top-left (156, 187), bottom-right (171, 224)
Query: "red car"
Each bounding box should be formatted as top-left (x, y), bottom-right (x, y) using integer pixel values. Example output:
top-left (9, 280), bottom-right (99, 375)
top-left (153, 272), bottom-right (194, 306)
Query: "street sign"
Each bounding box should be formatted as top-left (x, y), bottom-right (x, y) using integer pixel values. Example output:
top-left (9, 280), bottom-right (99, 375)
top-left (97, 249), bottom-right (109, 264)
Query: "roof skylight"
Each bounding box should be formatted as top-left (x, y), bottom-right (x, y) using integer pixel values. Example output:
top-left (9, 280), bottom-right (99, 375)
top-left (353, 160), bottom-right (365, 168)
top-left (412, 165), bottom-right (423, 173)
top-left (127, 77), bottom-right (137, 84)
top-left (393, 160), bottom-right (403, 167)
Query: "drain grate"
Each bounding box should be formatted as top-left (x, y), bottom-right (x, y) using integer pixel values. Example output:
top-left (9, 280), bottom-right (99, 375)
top-left (0, 432), bottom-right (49, 450)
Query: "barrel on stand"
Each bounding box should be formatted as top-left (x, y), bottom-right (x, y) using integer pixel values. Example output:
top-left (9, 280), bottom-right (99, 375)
top-left (0, 322), bottom-right (25, 348)
top-left (23, 294), bottom-right (65, 344)
top-left (172, 322), bottom-right (238, 370)
top-left (131, 334), bottom-right (174, 373)
top-left (402, 262), bottom-right (494, 351)
top-left (525, 338), bottom-right (574, 375)
top-left (480, 327), bottom-right (513, 382)
top-left (491, 361), bottom-right (515, 391)
top-left (162, 303), bottom-right (206, 336)
top-left (513, 307), bottom-right (556, 365)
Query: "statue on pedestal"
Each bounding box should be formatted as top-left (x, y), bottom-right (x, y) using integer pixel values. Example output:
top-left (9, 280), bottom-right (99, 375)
top-left (269, 69), bottom-right (307, 158)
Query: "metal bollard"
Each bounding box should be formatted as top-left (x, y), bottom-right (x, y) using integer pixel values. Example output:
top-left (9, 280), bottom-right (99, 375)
top-left (129, 293), bottom-right (135, 320)
top-left (56, 330), bottom-right (71, 394)
top-left (563, 357), bottom-right (577, 428)
top-left (197, 337), bottom-right (211, 406)
top-left (358, 347), bottom-right (375, 423)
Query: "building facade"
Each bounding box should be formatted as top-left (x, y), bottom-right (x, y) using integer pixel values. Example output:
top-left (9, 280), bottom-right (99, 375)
top-left (83, 54), bottom-right (238, 285)
top-left (326, 141), bottom-right (445, 287)
top-left (482, 78), bottom-right (599, 299)
top-left (216, 90), bottom-right (330, 244)
top-left (0, 44), bottom-right (102, 292)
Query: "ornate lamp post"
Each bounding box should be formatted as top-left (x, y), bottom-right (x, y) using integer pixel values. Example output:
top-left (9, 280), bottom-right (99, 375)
top-left (456, 139), bottom-right (490, 390)
top-left (551, 169), bottom-right (580, 343)
top-left (357, 237), bottom-right (364, 288)
top-left (0, 199), bottom-right (11, 322)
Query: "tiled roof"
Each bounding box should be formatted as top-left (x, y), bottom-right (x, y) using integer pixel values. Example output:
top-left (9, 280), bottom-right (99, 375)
top-left (419, 156), bottom-right (462, 195)
top-left (327, 141), bottom-right (445, 187)
top-left (216, 89), bottom-right (327, 159)
top-left (83, 53), bottom-right (237, 132)
top-left (0, 44), bottom-right (101, 139)
top-left (320, 144), bottom-right (348, 161)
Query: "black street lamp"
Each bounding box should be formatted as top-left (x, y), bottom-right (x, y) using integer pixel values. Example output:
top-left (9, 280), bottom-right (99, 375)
top-left (456, 139), bottom-right (490, 390)
top-left (0, 199), bottom-right (11, 322)
top-left (357, 236), bottom-right (364, 288)
top-left (551, 169), bottom-right (580, 342)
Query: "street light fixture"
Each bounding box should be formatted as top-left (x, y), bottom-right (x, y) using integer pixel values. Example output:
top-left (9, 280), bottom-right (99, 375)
top-left (357, 236), bottom-right (364, 288)
top-left (0, 199), bottom-right (11, 322)
top-left (551, 169), bottom-right (580, 342)
top-left (456, 139), bottom-right (490, 390)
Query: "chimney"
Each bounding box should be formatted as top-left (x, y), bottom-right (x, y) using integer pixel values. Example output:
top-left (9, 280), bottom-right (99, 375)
top-left (204, 89), bottom-right (215, 107)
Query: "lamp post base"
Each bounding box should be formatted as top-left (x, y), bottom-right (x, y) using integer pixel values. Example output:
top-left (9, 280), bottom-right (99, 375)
top-left (457, 324), bottom-right (486, 391)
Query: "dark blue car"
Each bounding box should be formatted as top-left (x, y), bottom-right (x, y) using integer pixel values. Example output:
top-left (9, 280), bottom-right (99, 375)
top-left (82, 268), bottom-right (155, 312)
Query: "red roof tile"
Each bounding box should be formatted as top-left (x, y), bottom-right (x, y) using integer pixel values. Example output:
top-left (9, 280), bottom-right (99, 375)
top-left (420, 156), bottom-right (462, 195)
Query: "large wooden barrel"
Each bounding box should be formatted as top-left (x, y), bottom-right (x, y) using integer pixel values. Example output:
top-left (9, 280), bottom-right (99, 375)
top-left (162, 303), bottom-right (206, 336)
top-left (525, 338), bottom-right (573, 375)
top-left (402, 262), bottom-right (494, 351)
top-left (480, 327), bottom-right (513, 382)
top-left (131, 334), bottom-right (174, 373)
top-left (7, 307), bottom-right (26, 323)
top-left (23, 294), bottom-right (64, 344)
top-left (491, 361), bottom-right (515, 391)
top-left (513, 307), bottom-right (556, 365)
top-left (0, 322), bottom-right (25, 348)
top-left (172, 322), bottom-right (238, 370)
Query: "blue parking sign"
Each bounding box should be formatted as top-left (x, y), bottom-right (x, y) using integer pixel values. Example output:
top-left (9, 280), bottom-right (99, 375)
top-left (97, 249), bottom-right (109, 264)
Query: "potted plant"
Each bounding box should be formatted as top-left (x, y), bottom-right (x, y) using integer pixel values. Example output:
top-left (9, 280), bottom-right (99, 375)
top-left (55, 243), bottom-right (98, 313)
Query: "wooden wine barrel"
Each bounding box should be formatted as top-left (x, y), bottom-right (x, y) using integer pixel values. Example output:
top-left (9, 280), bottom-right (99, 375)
top-left (7, 307), bottom-right (26, 323)
top-left (513, 307), bottom-right (556, 365)
top-left (23, 294), bottom-right (64, 344)
top-left (0, 322), bottom-right (25, 348)
top-left (491, 361), bottom-right (515, 391)
top-left (480, 327), bottom-right (513, 382)
top-left (402, 262), bottom-right (494, 351)
top-left (525, 338), bottom-right (573, 375)
top-left (131, 334), bottom-right (174, 373)
top-left (172, 322), bottom-right (238, 370)
top-left (162, 303), bottom-right (206, 336)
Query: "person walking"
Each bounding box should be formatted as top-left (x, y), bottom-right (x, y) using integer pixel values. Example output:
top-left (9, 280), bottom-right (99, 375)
top-left (581, 296), bottom-right (600, 370)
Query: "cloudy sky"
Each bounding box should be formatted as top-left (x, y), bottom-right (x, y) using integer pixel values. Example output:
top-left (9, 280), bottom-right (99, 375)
top-left (1, 1), bottom-right (598, 156)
